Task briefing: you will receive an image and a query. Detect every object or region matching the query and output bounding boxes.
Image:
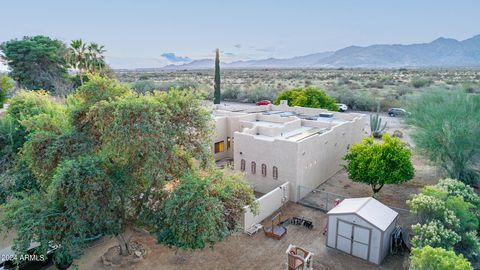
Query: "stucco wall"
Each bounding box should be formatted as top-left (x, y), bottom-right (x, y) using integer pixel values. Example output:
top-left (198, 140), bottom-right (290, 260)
top-left (242, 182), bottom-right (289, 231)
top-left (234, 132), bottom-right (298, 198)
top-left (294, 115), bottom-right (367, 201)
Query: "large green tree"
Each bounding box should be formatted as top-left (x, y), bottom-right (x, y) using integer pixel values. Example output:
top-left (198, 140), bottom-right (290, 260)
top-left (274, 86), bottom-right (338, 111)
top-left (0, 75), bottom-right (256, 264)
top-left (405, 89), bottom-right (480, 185)
top-left (410, 246), bottom-right (473, 270)
top-left (213, 48), bottom-right (221, 104)
top-left (0, 36), bottom-right (69, 91)
top-left (344, 134), bottom-right (414, 195)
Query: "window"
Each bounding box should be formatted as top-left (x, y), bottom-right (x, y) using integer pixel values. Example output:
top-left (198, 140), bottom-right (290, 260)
top-left (273, 166), bottom-right (278, 179)
top-left (227, 137), bottom-right (232, 150)
top-left (251, 161), bottom-right (256, 174)
top-left (261, 164), bottom-right (267, 177)
top-left (214, 141), bottom-right (224, 153)
top-left (240, 159), bottom-right (246, 171)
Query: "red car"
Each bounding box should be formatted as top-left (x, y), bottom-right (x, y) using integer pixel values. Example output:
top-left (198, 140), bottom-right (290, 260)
top-left (256, 100), bottom-right (272, 106)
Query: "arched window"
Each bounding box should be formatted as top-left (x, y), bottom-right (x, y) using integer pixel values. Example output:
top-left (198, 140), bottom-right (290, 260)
top-left (240, 159), bottom-right (246, 171)
top-left (251, 161), bottom-right (256, 174)
top-left (261, 164), bottom-right (267, 177)
top-left (273, 166), bottom-right (278, 179)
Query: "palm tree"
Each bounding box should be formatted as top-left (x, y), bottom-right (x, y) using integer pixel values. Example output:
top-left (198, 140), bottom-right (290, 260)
top-left (68, 39), bottom-right (88, 84)
top-left (87, 43), bottom-right (106, 74)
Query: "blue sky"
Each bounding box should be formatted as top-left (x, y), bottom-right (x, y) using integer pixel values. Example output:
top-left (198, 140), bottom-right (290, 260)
top-left (1, 0), bottom-right (479, 68)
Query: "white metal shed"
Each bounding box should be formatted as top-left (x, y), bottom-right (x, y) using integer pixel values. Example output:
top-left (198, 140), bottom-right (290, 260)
top-left (326, 197), bottom-right (398, 264)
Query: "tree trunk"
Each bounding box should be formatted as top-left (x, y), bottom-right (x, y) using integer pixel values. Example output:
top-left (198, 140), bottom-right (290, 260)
top-left (116, 233), bottom-right (132, 256)
top-left (372, 184), bottom-right (384, 197)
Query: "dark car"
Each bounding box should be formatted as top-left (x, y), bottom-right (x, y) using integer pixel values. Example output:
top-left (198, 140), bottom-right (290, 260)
top-left (388, 108), bottom-right (407, 117)
top-left (256, 100), bottom-right (271, 106)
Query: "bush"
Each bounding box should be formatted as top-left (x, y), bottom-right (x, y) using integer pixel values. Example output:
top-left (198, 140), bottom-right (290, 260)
top-left (411, 77), bottom-right (432, 88)
top-left (130, 80), bottom-right (157, 94)
top-left (222, 85), bottom-right (241, 100)
top-left (405, 90), bottom-right (480, 184)
top-left (0, 75), bottom-right (14, 106)
top-left (411, 221), bottom-right (461, 249)
top-left (274, 86), bottom-right (337, 110)
top-left (329, 88), bottom-right (376, 111)
top-left (408, 179), bottom-right (480, 263)
top-left (410, 246), bottom-right (473, 270)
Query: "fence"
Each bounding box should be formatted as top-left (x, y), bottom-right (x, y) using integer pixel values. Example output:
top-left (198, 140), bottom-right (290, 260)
top-left (242, 182), bottom-right (289, 231)
top-left (297, 186), bottom-right (416, 230)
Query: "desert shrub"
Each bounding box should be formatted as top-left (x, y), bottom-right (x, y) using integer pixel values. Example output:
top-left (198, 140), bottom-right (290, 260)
top-left (131, 79), bottom-right (157, 93)
top-left (330, 88), bottom-right (376, 111)
top-left (274, 86), bottom-right (337, 110)
top-left (222, 85), bottom-right (241, 100)
top-left (392, 130), bottom-right (403, 138)
top-left (411, 77), bottom-right (432, 88)
top-left (405, 89), bottom-right (480, 184)
top-left (408, 179), bottom-right (480, 263)
top-left (365, 80), bottom-right (384, 89)
top-left (411, 221), bottom-right (461, 249)
top-left (241, 85), bottom-right (278, 102)
top-left (410, 246), bottom-right (473, 270)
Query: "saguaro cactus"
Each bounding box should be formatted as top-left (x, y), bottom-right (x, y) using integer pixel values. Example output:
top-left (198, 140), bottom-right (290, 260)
top-left (370, 113), bottom-right (387, 138)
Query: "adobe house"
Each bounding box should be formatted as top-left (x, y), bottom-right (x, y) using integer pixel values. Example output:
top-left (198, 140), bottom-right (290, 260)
top-left (212, 102), bottom-right (367, 203)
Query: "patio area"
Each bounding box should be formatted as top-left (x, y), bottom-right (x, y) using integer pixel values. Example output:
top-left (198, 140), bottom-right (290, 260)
top-left (69, 203), bottom-right (408, 270)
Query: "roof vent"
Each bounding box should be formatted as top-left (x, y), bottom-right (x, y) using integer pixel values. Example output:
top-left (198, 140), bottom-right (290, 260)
top-left (319, 112), bottom-right (334, 118)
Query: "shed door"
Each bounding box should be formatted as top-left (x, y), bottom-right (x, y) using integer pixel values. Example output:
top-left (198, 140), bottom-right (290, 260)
top-left (352, 225), bottom-right (370, 260)
top-left (336, 220), bottom-right (352, 254)
top-left (336, 219), bottom-right (371, 261)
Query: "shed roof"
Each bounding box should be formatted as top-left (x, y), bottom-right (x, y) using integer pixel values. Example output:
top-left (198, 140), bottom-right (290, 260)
top-left (327, 197), bottom-right (398, 231)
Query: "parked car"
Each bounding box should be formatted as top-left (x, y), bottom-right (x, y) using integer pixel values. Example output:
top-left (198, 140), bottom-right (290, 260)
top-left (336, 103), bottom-right (348, 112)
top-left (388, 108), bottom-right (407, 117)
top-left (256, 100), bottom-right (271, 106)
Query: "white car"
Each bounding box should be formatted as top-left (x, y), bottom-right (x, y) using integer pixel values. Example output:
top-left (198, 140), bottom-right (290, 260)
top-left (336, 103), bottom-right (348, 112)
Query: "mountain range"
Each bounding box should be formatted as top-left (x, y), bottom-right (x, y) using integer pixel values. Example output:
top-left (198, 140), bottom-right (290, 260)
top-left (156, 35), bottom-right (480, 70)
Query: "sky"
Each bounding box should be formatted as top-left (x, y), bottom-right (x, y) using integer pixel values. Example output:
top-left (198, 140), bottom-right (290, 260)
top-left (1, 0), bottom-right (479, 69)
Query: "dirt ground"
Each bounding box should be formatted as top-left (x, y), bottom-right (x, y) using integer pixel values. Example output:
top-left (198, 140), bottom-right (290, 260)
top-left (66, 203), bottom-right (408, 270)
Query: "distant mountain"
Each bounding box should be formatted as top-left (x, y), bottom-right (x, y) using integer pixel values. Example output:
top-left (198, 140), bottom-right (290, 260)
top-left (157, 35), bottom-right (480, 70)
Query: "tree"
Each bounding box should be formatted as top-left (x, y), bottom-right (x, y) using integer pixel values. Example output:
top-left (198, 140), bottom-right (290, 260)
top-left (68, 40), bottom-right (108, 84)
top-left (407, 179), bottom-right (480, 263)
top-left (410, 246), bottom-right (473, 270)
top-left (0, 75), bottom-right (14, 106)
top-left (156, 173), bottom-right (228, 251)
top-left (0, 36), bottom-right (69, 91)
top-left (344, 134), bottom-right (414, 195)
top-left (0, 76), bottom-right (256, 263)
top-left (405, 89), bottom-right (480, 185)
top-left (213, 48), bottom-right (221, 104)
top-left (68, 39), bottom-right (88, 84)
top-left (274, 86), bottom-right (338, 111)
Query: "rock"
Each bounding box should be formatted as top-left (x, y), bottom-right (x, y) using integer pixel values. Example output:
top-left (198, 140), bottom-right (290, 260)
top-left (134, 251), bottom-right (142, 258)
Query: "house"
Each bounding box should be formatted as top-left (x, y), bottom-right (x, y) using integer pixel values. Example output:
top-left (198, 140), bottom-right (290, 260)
top-left (212, 101), bottom-right (367, 203)
top-left (325, 197), bottom-right (398, 264)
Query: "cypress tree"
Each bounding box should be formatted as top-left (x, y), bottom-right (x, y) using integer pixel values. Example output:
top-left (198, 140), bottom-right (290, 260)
top-left (213, 48), bottom-right (221, 104)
